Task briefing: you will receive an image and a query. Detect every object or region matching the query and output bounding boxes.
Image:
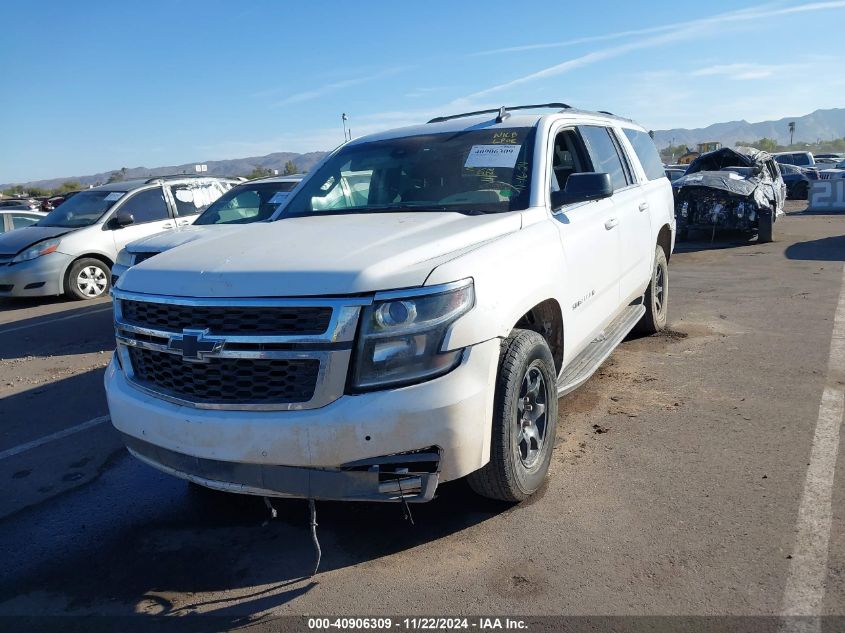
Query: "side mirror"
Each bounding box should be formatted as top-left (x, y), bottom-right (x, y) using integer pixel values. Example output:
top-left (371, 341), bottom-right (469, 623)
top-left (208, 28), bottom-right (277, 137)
top-left (551, 172), bottom-right (613, 208)
top-left (108, 211), bottom-right (135, 229)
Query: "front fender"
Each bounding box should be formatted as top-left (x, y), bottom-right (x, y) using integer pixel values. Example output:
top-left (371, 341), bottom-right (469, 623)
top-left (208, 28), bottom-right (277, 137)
top-left (427, 217), bottom-right (566, 351)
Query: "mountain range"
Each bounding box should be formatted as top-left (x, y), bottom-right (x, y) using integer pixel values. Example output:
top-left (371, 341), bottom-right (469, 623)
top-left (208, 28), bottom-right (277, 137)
top-left (5, 108), bottom-right (845, 191)
top-left (651, 108), bottom-right (845, 149)
top-left (2, 152), bottom-right (328, 192)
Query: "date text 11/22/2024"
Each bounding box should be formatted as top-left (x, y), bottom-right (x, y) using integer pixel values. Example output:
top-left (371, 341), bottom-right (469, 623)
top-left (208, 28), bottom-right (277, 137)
top-left (307, 617), bottom-right (528, 630)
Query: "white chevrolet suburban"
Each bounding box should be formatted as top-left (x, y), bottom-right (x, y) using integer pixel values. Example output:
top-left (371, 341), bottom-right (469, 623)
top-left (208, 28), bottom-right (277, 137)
top-left (105, 104), bottom-right (675, 504)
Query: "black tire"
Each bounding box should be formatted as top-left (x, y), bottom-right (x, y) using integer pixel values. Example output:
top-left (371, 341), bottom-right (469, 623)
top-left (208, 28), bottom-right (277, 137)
top-left (467, 329), bottom-right (558, 502)
top-left (633, 245), bottom-right (669, 336)
top-left (66, 257), bottom-right (111, 300)
top-left (796, 181), bottom-right (809, 200)
top-left (758, 213), bottom-right (774, 243)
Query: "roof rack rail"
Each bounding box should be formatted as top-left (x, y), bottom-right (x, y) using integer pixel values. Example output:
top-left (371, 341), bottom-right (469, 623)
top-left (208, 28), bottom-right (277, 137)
top-left (144, 173), bottom-right (230, 184)
top-left (427, 103), bottom-right (571, 124)
top-left (597, 110), bottom-right (614, 116)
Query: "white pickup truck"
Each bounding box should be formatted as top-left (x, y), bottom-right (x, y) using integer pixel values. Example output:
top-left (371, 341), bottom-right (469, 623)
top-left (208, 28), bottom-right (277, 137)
top-left (105, 104), bottom-right (675, 504)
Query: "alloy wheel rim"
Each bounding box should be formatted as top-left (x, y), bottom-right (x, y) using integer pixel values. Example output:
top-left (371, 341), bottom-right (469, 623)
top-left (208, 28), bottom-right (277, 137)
top-left (516, 363), bottom-right (549, 469)
top-left (77, 266), bottom-right (107, 297)
top-left (654, 263), bottom-right (666, 315)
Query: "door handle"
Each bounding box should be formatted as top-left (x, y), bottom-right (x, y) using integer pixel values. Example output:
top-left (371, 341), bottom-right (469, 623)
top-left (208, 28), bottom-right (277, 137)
top-left (604, 218), bottom-right (619, 230)
top-left (638, 202), bottom-right (650, 212)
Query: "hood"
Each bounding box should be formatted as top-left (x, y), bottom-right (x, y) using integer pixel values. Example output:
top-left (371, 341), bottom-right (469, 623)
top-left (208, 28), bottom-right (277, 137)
top-left (126, 224), bottom-right (226, 253)
top-left (119, 211), bottom-right (522, 297)
top-left (0, 225), bottom-right (74, 257)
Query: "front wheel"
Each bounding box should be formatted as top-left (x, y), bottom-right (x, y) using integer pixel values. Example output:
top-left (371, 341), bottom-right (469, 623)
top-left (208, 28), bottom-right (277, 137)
top-left (633, 245), bottom-right (669, 335)
top-left (467, 329), bottom-right (558, 502)
top-left (66, 258), bottom-right (111, 300)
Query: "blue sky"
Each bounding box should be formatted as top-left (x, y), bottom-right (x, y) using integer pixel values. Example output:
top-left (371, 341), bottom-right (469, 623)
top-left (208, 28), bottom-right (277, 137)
top-left (2, 0), bottom-right (845, 183)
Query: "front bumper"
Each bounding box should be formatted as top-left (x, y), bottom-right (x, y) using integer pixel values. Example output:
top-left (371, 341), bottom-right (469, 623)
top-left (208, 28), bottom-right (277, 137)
top-left (0, 252), bottom-right (70, 297)
top-left (105, 337), bottom-right (500, 502)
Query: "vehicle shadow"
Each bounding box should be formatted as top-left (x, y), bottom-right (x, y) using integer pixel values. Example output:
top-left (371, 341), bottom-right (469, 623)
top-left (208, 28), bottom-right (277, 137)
top-left (795, 207), bottom-right (845, 216)
top-left (0, 433), bottom-right (512, 625)
top-left (673, 230), bottom-right (760, 254)
top-left (784, 235), bottom-right (845, 262)
top-left (0, 300), bottom-right (113, 360)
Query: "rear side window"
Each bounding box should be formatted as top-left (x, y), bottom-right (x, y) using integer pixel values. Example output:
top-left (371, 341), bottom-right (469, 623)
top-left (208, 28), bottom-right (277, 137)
top-left (121, 187), bottom-right (170, 224)
top-left (578, 126), bottom-right (629, 191)
top-left (623, 129), bottom-right (665, 181)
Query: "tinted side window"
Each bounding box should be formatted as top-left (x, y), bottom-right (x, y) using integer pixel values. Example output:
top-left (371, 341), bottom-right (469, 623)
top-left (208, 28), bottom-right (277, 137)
top-left (120, 188), bottom-right (170, 224)
top-left (623, 129), bottom-right (665, 181)
top-left (793, 153), bottom-right (811, 166)
top-left (578, 126), bottom-right (629, 191)
top-left (776, 155), bottom-right (793, 165)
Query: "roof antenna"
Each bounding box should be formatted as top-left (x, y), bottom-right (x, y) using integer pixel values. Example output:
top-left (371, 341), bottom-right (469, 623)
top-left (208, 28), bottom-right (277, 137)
top-left (495, 106), bottom-right (510, 123)
top-left (341, 113), bottom-right (351, 142)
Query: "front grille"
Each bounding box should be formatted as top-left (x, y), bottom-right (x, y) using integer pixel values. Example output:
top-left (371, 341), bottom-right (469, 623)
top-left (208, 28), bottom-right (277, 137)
top-left (121, 300), bottom-right (332, 335)
top-left (128, 347), bottom-right (319, 405)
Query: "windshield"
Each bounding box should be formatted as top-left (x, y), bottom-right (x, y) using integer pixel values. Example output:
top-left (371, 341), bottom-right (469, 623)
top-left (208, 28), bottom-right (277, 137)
top-left (38, 190), bottom-right (123, 228)
top-left (283, 127), bottom-right (537, 217)
top-left (193, 181), bottom-right (300, 225)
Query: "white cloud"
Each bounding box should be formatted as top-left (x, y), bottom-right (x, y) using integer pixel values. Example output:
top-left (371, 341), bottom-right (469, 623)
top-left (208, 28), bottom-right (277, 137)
top-left (460, 1), bottom-right (845, 100)
top-left (692, 63), bottom-right (780, 80)
top-left (270, 66), bottom-right (412, 106)
top-left (473, 1), bottom-right (845, 57)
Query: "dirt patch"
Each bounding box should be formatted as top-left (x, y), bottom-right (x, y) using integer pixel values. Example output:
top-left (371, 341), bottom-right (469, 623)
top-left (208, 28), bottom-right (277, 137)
top-left (657, 329), bottom-right (688, 340)
top-left (561, 387), bottom-right (601, 415)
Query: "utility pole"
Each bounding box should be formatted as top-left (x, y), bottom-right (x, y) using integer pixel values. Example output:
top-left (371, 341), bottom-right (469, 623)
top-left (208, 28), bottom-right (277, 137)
top-left (341, 113), bottom-right (350, 142)
top-left (788, 121), bottom-right (796, 146)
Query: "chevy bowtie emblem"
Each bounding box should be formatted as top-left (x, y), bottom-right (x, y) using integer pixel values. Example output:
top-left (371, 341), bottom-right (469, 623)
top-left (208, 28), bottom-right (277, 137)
top-left (168, 328), bottom-right (223, 363)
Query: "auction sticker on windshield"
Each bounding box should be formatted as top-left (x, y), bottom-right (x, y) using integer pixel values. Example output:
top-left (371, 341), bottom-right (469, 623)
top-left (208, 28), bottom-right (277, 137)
top-left (464, 145), bottom-right (521, 169)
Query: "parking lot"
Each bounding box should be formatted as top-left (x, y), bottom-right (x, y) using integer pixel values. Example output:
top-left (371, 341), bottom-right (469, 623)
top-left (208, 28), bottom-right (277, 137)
top-left (0, 201), bottom-right (844, 624)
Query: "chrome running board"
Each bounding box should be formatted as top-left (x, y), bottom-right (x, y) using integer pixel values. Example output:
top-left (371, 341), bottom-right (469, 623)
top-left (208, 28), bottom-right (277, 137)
top-left (556, 304), bottom-right (645, 396)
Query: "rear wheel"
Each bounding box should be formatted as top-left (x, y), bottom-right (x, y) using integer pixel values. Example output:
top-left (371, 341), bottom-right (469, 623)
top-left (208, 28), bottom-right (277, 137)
top-left (633, 245), bottom-right (669, 335)
top-left (66, 258), bottom-right (110, 300)
top-left (467, 330), bottom-right (558, 502)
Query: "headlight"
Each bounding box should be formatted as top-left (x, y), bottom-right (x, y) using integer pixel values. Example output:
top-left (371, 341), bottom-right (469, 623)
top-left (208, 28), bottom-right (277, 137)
top-left (12, 238), bottom-right (60, 263)
top-left (115, 248), bottom-right (133, 268)
top-left (352, 279), bottom-right (474, 390)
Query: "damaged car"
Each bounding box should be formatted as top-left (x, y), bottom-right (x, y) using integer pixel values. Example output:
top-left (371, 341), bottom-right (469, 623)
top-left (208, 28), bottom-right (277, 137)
top-left (673, 146), bottom-right (786, 243)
